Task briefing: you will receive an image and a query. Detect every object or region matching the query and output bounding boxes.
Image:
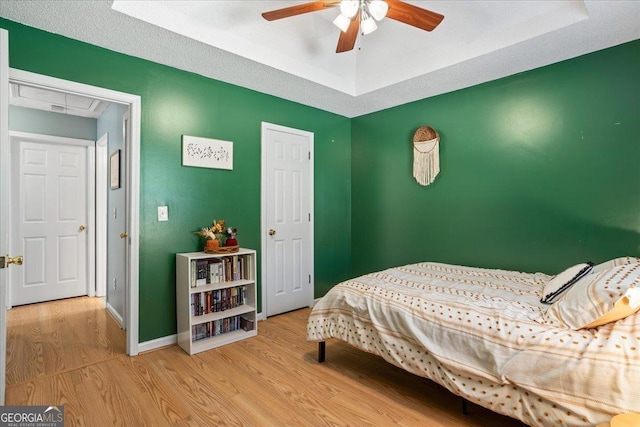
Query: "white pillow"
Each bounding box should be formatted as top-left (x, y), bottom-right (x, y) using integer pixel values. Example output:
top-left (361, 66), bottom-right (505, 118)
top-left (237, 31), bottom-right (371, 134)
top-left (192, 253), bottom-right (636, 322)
top-left (543, 264), bottom-right (640, 329)
top-left (541, 262), bottom-right (593, 304)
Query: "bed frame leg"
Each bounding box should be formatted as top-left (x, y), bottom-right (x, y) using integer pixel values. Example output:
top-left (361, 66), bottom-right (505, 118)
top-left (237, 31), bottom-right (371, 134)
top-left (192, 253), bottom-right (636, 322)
top-left (318, 341), bottom-right (325, 363)
top-left (462, 398), bottom-right (469, 415)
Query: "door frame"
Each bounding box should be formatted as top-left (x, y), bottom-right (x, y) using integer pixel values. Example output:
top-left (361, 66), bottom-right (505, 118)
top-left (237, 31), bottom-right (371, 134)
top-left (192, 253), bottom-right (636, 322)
top-left (260, 122), bottom-right (314, 318)
top-left (0, 27), bottom-right (9, 405)
top-left (8, 131), bottom-right (96, 306)
top-left (6, 68), bottom-right (141, 356)
top-left (95, 133), bottom-right (108, 298)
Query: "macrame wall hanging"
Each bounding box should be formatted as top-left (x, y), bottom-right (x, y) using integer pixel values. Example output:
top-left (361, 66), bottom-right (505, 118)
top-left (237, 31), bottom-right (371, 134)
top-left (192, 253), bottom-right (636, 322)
top-left (413, 126), bottom-right (440, 186)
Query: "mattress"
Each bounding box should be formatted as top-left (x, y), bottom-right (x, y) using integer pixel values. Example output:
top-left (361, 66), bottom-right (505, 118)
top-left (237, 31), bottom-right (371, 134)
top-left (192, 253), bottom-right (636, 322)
top-left (307, 262), bottom-right (640, 427)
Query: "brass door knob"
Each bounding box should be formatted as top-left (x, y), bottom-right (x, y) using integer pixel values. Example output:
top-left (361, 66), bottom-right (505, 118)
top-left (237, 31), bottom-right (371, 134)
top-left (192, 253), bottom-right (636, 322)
top-left (268, 229), bottom-right (276, 236)
top-left (7, 255), bottom-right (23, 266)
top-left (120, 232), bottom-right (128, 239)
top-left (79, 225), bottom-right (86, 232)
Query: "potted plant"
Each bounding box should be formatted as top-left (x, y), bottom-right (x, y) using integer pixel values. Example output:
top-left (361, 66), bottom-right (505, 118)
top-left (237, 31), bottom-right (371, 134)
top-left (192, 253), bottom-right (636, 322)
top-left (194, 219), bottom-right (225, 253)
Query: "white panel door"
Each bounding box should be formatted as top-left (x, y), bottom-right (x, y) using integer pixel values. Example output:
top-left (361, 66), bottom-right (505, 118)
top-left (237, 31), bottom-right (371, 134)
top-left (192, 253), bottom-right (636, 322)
top-left (11, 135), bottom-right (89, 306)
top-left (263, 123), bottom-right (313, 316)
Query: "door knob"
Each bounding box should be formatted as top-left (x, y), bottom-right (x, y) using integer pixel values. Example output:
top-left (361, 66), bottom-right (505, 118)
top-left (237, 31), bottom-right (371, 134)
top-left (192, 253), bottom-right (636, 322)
top-left (79, 225), bottom-right (86, 232)
top-left (8, 255), bottom-right (23, 266)
top-left (1, 255), bottom-right (23, 267)
top-left (268, 229), bottom-right (276, 236)
top-left (120, 232), bottom-right (128, 239)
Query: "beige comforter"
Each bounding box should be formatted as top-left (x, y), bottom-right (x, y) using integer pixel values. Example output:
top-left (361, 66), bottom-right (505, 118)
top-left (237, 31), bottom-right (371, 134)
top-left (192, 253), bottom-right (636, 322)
top-left (307, 262), bottom-right (640, 427)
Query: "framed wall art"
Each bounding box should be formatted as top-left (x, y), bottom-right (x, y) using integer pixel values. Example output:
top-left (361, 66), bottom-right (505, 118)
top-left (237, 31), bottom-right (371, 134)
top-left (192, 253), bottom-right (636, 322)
top-left (182, 135), bottom-right (233, 170)
top-left (110, 149), bottom-right (121, 190)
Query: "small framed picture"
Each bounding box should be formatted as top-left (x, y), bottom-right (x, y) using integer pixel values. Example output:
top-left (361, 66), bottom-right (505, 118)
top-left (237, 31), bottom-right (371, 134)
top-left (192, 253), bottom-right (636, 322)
top-left (182, 135), bottom-right (233, 170)
top-left (110, 149), bottom-right (121, 190)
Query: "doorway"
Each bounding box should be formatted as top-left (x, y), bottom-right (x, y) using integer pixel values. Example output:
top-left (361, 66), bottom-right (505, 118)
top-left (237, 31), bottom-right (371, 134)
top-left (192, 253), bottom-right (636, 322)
top-left (260, 122), bottom-right (314, 317)
top-left (5, 69), bottom-right (141, 356)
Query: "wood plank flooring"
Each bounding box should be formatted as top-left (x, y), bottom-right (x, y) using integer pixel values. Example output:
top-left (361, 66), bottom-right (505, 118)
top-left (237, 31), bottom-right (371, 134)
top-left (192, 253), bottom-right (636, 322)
top-left (6, 297), bottom-right (527, 426)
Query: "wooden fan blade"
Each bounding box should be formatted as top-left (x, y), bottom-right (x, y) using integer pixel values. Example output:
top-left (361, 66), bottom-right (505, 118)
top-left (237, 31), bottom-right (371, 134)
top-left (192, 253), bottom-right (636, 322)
top-left (262, 1), bottom-right (339, 21)
top-left (385, 0), bottom-right (444, 32)
top-left (336, 11), bottom-right (360, 53)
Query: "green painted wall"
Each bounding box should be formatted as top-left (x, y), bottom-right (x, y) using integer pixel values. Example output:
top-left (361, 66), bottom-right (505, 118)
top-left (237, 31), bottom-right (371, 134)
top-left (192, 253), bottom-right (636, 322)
top-left (0, 19), bottom-right (351, 342)
top-left (351, 40), bottom-right (640, 277)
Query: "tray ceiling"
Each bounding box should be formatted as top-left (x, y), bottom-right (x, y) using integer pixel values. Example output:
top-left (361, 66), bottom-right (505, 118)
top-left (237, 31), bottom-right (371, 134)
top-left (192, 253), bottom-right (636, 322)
top-left (1, 1), bottom-right (639, 117)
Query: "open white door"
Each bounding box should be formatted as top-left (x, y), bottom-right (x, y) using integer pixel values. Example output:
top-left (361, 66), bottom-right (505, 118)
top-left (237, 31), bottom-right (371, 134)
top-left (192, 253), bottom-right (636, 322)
top-left (0, 27), bottom-right (10, 405)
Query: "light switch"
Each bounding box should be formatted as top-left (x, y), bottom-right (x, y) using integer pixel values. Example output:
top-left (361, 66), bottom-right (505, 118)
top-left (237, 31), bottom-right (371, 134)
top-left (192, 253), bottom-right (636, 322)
top-left (158, 206), bottom-right (169, 222)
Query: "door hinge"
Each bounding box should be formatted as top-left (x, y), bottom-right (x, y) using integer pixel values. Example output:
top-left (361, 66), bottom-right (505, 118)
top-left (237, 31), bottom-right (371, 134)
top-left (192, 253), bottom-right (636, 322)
top-left (308, 151), bottom-right (311, 160)
top-left (309, 274), bottom-right (311, 284)
top-left (0, 256), bottom-right (4, 269)
top-left (308, 213), bottom-right (311, 222)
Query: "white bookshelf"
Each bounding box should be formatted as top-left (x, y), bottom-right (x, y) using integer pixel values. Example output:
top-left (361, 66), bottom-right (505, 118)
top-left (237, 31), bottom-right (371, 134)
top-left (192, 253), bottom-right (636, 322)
top-left (176, 248), bottom-right (257, 355)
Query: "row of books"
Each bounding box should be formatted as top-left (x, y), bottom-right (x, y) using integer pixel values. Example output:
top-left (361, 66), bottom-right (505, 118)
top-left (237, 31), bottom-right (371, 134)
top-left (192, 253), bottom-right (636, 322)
top-left (190, 255), bottom-right (249, 287)
top-left (191, 286), bottom-right (247, 316)
top-left (191, 315), bottom-right (254, 342)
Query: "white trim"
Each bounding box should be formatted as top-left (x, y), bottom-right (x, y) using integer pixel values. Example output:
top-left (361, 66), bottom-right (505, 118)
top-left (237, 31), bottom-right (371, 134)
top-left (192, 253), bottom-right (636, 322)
top-left (123, 110), bottom-right (131, 333)
top-left (106, 301), bottom-right (124, 328)
top-left (8, 130), bottom-right (93, 147)
top-left (127, 99), bottom-right (141, 355)
top-left (260, 122), bottom-right (315, 317)
top-left (0, 27), bottom-right (10, 406)
top-left (7, 131), bottom-right (95, 306)
top-left (87, 143), bottom-right (96, 297)
top-left (9, 69), bottom-right (142, 356)
top-left (138, 334), bottom-right (177, 354)
top-left (95, 134), bottom-right (108, 297)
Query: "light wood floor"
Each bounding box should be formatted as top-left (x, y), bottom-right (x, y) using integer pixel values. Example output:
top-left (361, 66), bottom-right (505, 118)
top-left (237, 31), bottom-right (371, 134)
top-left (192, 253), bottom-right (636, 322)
top-left (6, 297), bottom-right (527, 426)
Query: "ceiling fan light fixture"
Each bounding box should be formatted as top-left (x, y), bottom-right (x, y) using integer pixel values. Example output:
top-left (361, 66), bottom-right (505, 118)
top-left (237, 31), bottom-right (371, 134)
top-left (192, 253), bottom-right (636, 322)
top-left (368, 0), bottom-right (388, 21)
top-left (261, 0), bottom-right (444, 54)
top-left (339, 0), bottom-right (359, 19)
top-left (361, 15), bottom-right (377, 35)
top-left (333, 13), bottom-right (352, 32)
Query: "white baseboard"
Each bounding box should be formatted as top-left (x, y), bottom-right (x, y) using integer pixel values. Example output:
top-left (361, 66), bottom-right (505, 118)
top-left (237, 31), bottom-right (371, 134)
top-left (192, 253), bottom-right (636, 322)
top-left (105, 302), bottom-right (124, 328)
top-left (138, 334), bottom-right (177, 353)
top-left (256, 300), bottom-right (318, 322)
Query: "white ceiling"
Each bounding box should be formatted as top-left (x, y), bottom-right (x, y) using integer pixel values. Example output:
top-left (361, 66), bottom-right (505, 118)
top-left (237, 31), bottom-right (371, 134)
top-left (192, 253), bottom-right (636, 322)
top-left (1, 1), bottom-right (639, 118)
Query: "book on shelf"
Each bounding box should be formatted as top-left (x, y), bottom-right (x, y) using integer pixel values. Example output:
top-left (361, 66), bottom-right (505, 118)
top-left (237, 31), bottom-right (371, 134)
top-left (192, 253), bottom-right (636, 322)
top-left (190, 285), bottom-right (248, 316)
top-left (208, 258), bottom-right (222, 284)
top-left (191, 255), bottom-right (251, 289)
top-left (194, 259), bottom-right (208, 287)
top-left (191, 314), bottom-right (245, 342)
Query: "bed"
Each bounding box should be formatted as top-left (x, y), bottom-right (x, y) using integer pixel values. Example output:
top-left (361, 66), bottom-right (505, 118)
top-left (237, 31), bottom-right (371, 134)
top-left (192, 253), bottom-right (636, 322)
top-left (307, 257), bottom-right (640, 427)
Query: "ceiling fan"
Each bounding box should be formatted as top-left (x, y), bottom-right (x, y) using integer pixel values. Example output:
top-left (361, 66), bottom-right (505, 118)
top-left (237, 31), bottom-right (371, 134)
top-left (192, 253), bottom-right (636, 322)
top-left (262, 0), bottom-right (444, 53)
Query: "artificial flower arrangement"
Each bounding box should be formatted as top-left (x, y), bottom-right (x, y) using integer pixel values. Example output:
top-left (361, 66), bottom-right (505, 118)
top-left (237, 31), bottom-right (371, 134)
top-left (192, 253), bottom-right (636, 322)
top-left (195, 219), bottom-right (226, 243)
top-left (194, 219), bottom-right (239, 252)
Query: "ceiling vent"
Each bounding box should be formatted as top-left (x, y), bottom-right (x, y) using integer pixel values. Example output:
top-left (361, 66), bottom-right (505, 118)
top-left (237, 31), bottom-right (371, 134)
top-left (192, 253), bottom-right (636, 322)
top-left (9, 83), bottom-right (110, 118)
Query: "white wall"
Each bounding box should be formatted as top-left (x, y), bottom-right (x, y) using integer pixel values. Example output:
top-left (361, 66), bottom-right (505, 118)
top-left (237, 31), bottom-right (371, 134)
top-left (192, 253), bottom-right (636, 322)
top-left (97, 103), bottom-right (129, 323)
top-left (9, 105), bottom-right (97, 140)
